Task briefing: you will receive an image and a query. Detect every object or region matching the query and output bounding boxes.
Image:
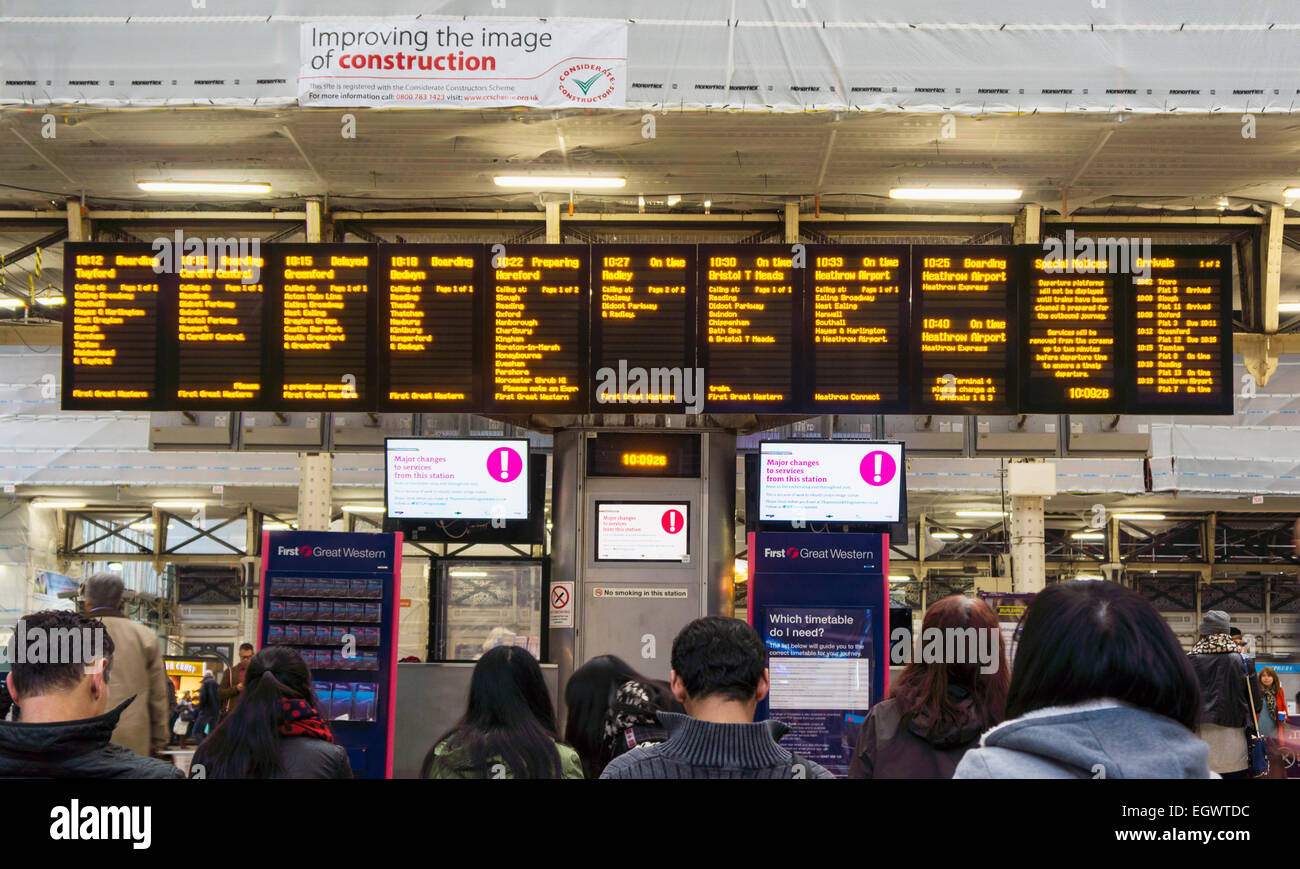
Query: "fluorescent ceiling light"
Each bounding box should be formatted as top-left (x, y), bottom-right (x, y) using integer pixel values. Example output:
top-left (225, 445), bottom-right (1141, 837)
top-left (888, 575), bottom-right (912, 581)
top-left (31, 500), bottom-right (87, 509)
top-left (956, 510), bottom-right (1008, 518)
top-left (1074, 574), bottom-right (1106, 581)
top-left (1279, 302), bottom-right (1300, 312)
top-left (153, 500), bottom-right (208, 509)
top-left (1113, 513), bottom-right (1166, 521)
top-left (0, 299), bottom-right (25, 309)
top-left (492, 175), bottom-right (625, 189)
top-left (341, 505), bottom-right (385, 514)
top-left (1284, 188), bottom-right (1300, 199)
top-left (138, 180), bottom-right (271, 195)
top-left (890, 187), bottom-right (1023, 202)
top-left (128, 521), bottom-right (155, 531)
top-left (1071, 532), bottom-right (1106, 540)
top-left (35, 297), bottom-right (65, 306)
top-left (262, 522), bottom-right (293, 530)
top-left (931, 531), bottom-right (973, 540)
top-left (448, 570), bottom-right (488, 578)
top-left (666, 195), bottom-right (682, 206)
top-left (107, 562), bottom-right (124, 572)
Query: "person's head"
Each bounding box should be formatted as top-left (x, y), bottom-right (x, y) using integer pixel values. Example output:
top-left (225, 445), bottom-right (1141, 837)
top-left (423, 645), bottom-right (563, 779)
top-left (1260, 667), bottom-right (1279, 691)
top-left (82, 572), bottom-right (124, 613)
top-left (1229, 627), bottom-right (1247, 651)
top-left (238, 643), bottom-right (254, 666)
top-left (669, 616), bottom-right (768, 717)
top-left (891, 595), bottom-right (1009, 739)
top-left (564, 654), bottom-right (667, 777)
top-left (5, 610), bottom-right (115, 723)
top-left (193, 646), bottom-right (319, 779)
top-left (1199, 610), bottom-right (1230, 639)
top-left (1006, 581), bottom-right (1202, 730)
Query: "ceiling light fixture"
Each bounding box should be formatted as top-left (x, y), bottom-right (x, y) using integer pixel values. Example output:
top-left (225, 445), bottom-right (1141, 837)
top-left (0, 299), bottom-right (25, 309)
top-left (35, 296), bottom-right (65, 306)
top-left (341, 505), bottom-right (385, 514)
top-left (1279, 302), bottom-right (1300, 313)
top-left (1113, 513), bottom-right (1166, 521)
top-left (1071, 532), bottom-right (1106, 540)
top-left (492, 175), bottom-right (626, 189)
top-left (137, 181), bottom-right (272, 195)
top-left (31, 500), bottom-right (87, 509)
top-left (889, 187), bottom-right (1022, 202)
top-left (1284, 187), bottom-right (1300, 199)
top-left (153, 500), bottom-right (208, 510)
top-left (666, 195), bottom-right (682, 206)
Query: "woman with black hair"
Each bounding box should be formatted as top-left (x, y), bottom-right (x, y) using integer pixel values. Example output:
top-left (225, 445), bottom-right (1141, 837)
top-left (423, 645), bottom-right (583, 779)
top-left (955, 580), bottom-right (1213, 778)
top-left (564, 654), bottom-right (683, 778)
top-left (191, 646), bottom-right (351, 779)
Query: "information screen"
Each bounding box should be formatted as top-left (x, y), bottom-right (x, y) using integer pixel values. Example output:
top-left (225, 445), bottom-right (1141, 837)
top-left (486, 245), bottom-right (588, 412)
top-left (61, 243), bottom-right (164, 410)
top-left (699, 244), bottom-right (800, 412)
top-left (805, 245), bottom-right (909, 413)
top-left (1128, 246), bottom-right (1234, 414)
top-left (166, 245), bottom-right (267, 408)
top-left (378, 244), bottom-right (482, 411)
top-left (269, 244), bottom-right (376, 408)
top-left (595, 502), bottom-right (690, 562)
top-left (911, 245), bottom-right (1017, 414)
top-left (590, 244), bottom-right (696, 413)
top-left (1020, 250), bottom-right (1123, 413)
top-left (385, 438), bottom-right (530, 520)
top-left (759, 441), bottom-right (905, 524)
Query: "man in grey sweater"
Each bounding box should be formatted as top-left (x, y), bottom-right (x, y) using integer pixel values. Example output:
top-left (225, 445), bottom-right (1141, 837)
top-left (600, 616), bottom-right (833, 779)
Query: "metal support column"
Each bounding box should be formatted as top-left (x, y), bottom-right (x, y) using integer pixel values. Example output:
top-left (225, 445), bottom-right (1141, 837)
top-left (1009, 495), bottom-right (1046, 592)
top-left (784, 201), bottom-right (800, 244)
top-left (545, 202), bottom-right (561, 244)
top-left (66, 199), bottom-right (88, 242)
top-left (297, 452), bottom-right (333, 531)
top-left (1263, 204), bottom-right (1284, 333)
top-left (1013, 204), bottom-right (1043, 246)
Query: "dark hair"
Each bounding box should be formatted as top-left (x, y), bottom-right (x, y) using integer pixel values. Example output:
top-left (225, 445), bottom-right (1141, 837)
top-left (239, 643), bottom-right (254, 653)
top-left (7, 610), bottom-right (115, 699)
top-left (891, 595), bottom-right (1009, 740)
top-left (670, 616), bottom-right (766, 703)
top-left (564, 654), bottom-right (676, 778)
top-left (193, 646), bottom-right (320, 779)
top-left (1229, 627), bottom-right (1243, 638)
top-left (422, 646), bottom-right (565, 779)
top-left (1006, 581), bottom-right (1202, 730)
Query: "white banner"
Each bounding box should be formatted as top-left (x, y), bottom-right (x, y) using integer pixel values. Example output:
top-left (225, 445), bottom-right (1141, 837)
top-left (297, 18), bottom-right (626, 108)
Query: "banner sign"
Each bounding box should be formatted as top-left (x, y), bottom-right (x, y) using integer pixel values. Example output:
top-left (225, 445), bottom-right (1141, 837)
top-left (297, 19), bottom-right (627, 108)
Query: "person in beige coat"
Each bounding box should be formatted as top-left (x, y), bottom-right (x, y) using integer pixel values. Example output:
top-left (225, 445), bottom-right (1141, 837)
top-left (83, 572), bottom-right (169, 758)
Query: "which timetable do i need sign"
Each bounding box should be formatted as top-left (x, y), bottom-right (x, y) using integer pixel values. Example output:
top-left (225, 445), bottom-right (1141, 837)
top-left (61, 242), bottom-right (1234, 416)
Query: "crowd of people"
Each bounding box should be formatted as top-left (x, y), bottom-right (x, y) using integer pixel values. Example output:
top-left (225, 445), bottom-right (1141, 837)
top-left (0, 572), bottom-right (1290, 779)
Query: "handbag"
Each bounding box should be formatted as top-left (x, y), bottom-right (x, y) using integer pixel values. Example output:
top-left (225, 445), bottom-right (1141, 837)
top-left (1243, 665), bottom-right (1269, 778)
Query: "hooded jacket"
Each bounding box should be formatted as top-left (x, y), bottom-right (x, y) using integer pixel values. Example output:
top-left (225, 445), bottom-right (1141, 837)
top-left (0, 697), bottom-right (183, 779)
top-left (953, 700), bottom-right (1214, 779)
top-left (847, 686), bottom-right (988, 779)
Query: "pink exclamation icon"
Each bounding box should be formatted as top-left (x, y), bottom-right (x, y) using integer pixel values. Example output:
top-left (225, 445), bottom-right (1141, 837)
top-left (859, 450), bottom-right (897, 487)
top-left (499, 449), bottom-right (509, 480)
top-left (486, 447), bottom-right (522, 483)
top-left (871, 452), bottom-right (882, 484)
top-left (661, 509), bottom-right (684, 534)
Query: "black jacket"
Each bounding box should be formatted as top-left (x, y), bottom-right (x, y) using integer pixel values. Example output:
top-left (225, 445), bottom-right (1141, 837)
top-left (1188, 650), bottom-right (1261, 729)
top-left (847, 688), bottom-right (987, 779)
top-left (197, 678), bottom-right (221, 715)
top-left (194, 736), bottom-right (353, 779)
top-left (0, 697), bottom-right (183, 779)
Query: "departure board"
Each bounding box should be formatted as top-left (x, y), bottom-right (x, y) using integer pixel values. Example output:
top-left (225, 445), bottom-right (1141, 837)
top-left (590, 244), bottom-right (696, 413)
top-left (378, 244), bottom-right (482, 411)
top-left (911, 245), bottom-right (1018, 414)
top-left (1019, 251), bottom-right (1123, 413)
top-left (1128, 246), bottom-right (1233, 414)
top-left (61, 243), bottom-right (165, 410)
top-left (268, 244), bottom-right (377, 408)
top-left (699, 245), bottom-right (800, 412)
top-left (805, 245), bottom-right (909, 412)
top-left (164, 246), bottom-right (267, 408)
top-left (486, 244), bottom-right (588, 412)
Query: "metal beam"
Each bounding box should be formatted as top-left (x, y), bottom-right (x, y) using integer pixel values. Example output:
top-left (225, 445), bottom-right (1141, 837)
top-left (1263, 204), bottom-right (1285, 333)
top-left (86, 211), bottom-right (308, 221)
top-left (0, 227), bottom-right (69, 269)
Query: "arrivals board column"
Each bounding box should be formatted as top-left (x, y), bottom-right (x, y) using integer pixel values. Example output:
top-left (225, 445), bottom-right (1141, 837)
top-left (378, 244), bottom-right (483, 411)
top-left (167, 246), bottom-right (267, 408)
top-left (699, 245), bottom-right (800, 413)
top-left (1019, 250), bottom-right (1122, 413)
top-left (910, 245), bottom-right (1018, 414)
top-left (805, 245), bottom-right (909, 413)
top-left (590, 244), bottom-right (696, 413)
top-left (486, 245), bottom-right (588, 413)
top-left (269, 244), bottom-right (377, 408)
top-left (61, 242), bottom-right (165, 410)
top-left (1129, 246), bottom-right (1233, 414)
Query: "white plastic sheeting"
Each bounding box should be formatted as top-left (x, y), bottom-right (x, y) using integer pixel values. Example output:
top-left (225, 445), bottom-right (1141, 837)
top-left (908, 456), bottom-right (1147, 494)
top-left (3, 0), bottom-right (1300, 112)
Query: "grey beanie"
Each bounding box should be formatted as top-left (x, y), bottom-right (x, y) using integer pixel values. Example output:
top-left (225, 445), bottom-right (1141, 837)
top-left (1199, 610), bottom-right (1230, 637)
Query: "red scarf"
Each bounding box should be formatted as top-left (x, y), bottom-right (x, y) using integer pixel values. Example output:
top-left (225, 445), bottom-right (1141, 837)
top-left (279, 698), bottom-right (334, 742)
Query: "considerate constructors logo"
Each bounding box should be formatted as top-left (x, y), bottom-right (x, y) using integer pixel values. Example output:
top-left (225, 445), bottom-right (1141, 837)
top-left (557, 62), bottom-right (616, 102)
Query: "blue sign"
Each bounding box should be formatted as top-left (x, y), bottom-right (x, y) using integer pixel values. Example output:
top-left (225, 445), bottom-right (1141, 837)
top-left (264, 530), bottom-right (395, 574)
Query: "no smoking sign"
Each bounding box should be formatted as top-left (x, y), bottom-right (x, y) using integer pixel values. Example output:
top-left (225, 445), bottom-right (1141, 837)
top-left (550, 580), bottom-right (575, 628)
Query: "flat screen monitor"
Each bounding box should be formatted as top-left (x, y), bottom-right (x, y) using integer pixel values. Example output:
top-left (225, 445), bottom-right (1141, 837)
top-left (594, 501), bottom-right (690, 562)
top-left (385, 438), bottom-right (530, 520)
top-left (758, 441), bottom-right (905, 524)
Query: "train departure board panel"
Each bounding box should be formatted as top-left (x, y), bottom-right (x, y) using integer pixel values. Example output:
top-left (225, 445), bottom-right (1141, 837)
top-left (486, 245), bottom-right (588, 412)
top-left (62, 243), bottom-right (166, 410)
top-left (268, 244), bottom-right (377, 408)
top-left (1019, 250), bottom-right (1123, 414)
top-left (805, 245), bottom-right (909, 412)
top-left (164, 246), bottom-right (267, 408)
top-left (378, 244), bottom-right (483, 411)
top-left (590, 244), bottom-right (696, 413)
top-left (911, 245), bottom-right (1018, 414)
top-left (1128, 246), bottom-right (1233, 414)
top-left (699, 245), bottom-right (800, 412)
